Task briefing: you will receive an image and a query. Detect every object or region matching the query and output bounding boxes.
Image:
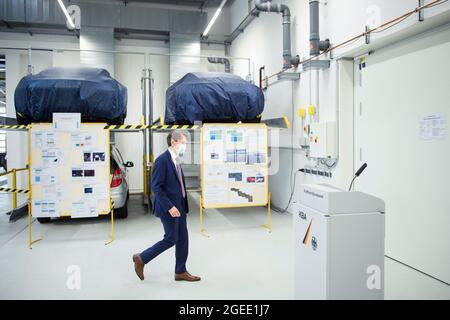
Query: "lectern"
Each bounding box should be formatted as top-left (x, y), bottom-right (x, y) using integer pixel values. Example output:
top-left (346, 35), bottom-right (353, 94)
top-left (293, 184), bottom-right (385, 300)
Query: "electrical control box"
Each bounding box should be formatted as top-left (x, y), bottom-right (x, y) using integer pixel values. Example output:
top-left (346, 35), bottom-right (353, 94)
top-left (308, 122), bottom-right (337, 158)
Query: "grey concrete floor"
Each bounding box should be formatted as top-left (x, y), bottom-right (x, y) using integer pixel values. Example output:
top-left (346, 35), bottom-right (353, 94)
top-left (0, 192), bottom-right (449, 300)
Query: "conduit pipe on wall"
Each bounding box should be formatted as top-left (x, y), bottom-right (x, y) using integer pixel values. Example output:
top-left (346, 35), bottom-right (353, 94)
top-left (309, 0), bottom-right (330, 56)
top-left (254, 0), bottom-right (300, 69)
top-left (207, 57), bottom-right (231, 73)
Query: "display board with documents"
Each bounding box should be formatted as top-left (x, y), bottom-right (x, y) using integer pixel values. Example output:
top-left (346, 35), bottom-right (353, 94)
top-left (201, 123), bottom-right (268, 208)
top-left (30, 118), bottom-right (111, 218)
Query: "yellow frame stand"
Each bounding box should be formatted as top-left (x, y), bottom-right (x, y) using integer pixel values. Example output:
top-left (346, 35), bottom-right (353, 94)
top-left (27, 198), bottom-right (115, 249)
top-left (27, 126), bottom-right (42, 249)
top-left (261, 192), bottom-right (272, 232)
top-left (27, 202), bottom-right (42, 249)
top-left (104, 200), bottom-right (115, 245)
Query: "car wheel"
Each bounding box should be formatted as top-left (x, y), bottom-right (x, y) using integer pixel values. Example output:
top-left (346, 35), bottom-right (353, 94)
top-left (114, 202), bottom-right (128, 219)
top-left (37, 217), bottom-right (51, 224)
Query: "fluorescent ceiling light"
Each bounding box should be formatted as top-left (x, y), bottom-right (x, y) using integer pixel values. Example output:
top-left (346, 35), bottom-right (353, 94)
top-left (57, 0), bottom-right (75, 29)
top-left (202, 0), bottom-right (227, 37)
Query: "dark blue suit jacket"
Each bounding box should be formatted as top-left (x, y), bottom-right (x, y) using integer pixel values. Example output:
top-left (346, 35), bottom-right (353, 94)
top-left (152, 150), bottom-right (189, 219)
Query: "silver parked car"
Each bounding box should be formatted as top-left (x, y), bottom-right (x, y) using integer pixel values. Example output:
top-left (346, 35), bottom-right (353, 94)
top-left (109, 143), bottom-right (133, 219)
top-left (37, 143), bottom-right (132, 223)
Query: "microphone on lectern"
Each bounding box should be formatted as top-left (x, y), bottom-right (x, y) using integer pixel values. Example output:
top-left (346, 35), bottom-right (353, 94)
top-left (349, 163), bottom-right (367, 191)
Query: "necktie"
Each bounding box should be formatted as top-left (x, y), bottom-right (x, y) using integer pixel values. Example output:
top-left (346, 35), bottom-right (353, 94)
top-left (175, 157), bottom-right (186, 198)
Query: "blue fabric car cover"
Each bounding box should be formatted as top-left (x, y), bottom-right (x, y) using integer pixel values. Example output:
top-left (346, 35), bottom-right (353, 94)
top-left (165, 72), bottom-right (264, 124)
top-left (14, 67), bottom-right (127, 123)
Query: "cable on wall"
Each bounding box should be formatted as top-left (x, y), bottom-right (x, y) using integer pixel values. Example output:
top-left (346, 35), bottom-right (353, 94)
top-left (265, 0), bottom-right (448, 81)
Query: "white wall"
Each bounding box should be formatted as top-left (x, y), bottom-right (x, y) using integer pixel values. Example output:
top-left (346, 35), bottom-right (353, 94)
top-left (80, 26), bottom-right (115, 76)
top-left (228, 0), bottom-right (450, 283)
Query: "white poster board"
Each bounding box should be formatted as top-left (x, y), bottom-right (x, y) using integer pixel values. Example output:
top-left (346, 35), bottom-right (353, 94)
top-left (201, 123), bottom-right (268, 208)
top-left (30, 123), bottom-right (111, 218)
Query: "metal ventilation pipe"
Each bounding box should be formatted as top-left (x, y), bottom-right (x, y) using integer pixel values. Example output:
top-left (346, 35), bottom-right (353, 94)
top-left (309, 0), bottom-right (330, 56)
top-left (254, 0), bottom-right (299, 69)
top-left (207, 57), bottom-right (231, 73)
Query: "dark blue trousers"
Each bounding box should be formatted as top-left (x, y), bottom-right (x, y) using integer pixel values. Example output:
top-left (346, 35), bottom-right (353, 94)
top-left (140, 214), bottom-right (188, 274)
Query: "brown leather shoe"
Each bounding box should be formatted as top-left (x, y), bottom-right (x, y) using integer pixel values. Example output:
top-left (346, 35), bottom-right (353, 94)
top-left (132, 254), bottom-right (144, 280)
top-left (175, 272), bottom-right (201, 282)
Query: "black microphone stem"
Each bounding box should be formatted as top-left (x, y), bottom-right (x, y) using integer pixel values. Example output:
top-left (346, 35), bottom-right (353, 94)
top-left (348, 175), bottom-right (357, 191)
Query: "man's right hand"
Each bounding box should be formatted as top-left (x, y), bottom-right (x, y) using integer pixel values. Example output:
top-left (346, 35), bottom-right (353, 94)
top-left (169, 206), bottom-right (181, 218)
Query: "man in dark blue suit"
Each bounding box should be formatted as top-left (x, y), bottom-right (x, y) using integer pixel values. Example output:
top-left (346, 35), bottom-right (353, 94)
top-left (132, 130), bottom-right (201, 282)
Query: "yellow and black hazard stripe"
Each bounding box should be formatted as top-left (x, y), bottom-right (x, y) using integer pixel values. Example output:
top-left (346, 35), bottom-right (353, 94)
top-left (104, 124), bottom-right (147, 130)
top-left (0, 187), bottom-right (29, 194)
top-left (0, 123), bottom-right (203, 132)
top-left (0, 123), bottom-right (208, 131)
top-left (0, 125), bottom-right (30, 130)
top-left (104, 124), bottom-right (200, 131)
top-left (152, 124), bottom-right (200, 131)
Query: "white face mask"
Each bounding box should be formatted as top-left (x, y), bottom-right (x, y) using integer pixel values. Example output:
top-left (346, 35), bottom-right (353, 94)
top-left (175, 143), bottom-right (186, 157)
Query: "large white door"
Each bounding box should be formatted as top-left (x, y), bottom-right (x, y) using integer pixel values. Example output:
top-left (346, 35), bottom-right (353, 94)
top-left (353, 26), bottom-right (450, 284)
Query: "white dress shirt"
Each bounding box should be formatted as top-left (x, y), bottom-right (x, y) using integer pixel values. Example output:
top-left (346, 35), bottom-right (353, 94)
top-left (168, 147), bottom-right (178, 167)
top-left (168, 147), bottom-right (186, 198)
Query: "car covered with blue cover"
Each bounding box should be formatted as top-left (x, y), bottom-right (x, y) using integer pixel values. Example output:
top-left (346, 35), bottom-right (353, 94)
top-left (165, 72), bottom-right (264, 124)
top-left (15, 67), bottom-right (127, 124)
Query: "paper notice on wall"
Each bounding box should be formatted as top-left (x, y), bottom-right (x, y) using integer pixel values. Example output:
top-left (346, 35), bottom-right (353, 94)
top-left (227, 129), bottom-right (245, 143)
top-left (419, 113), bottom-right (447, 140)
top-left (42, 185), bottom-right (69, 199)
top-left (83, 167), bottom-right (96, 182)
top-left (83, 183), bottom-right (108, 197)
top-left (31, 132), bottom-right (43, 148)
top-left (71, 199), bottom-right (98, 218)
top-left (44, 132), bottom-right (57, 148)
top-left (32, 167), bottom-right (58, 185)
top-left (207, 128), bottom-right (224, 141)
top-left (32, 132), bottom-right (57, 149)
top-left (243, 168), bottom-right (266, 184)
top-left (204, 143), bottom-right (224, 163)
top-left (42, 149), bottom-right (67, 166)
top-left (71, 132), bottom-right (96, 148)
top-left (204, 166), bottom-right (227, 182)
top-left (53, 113), bottom-right (81, 131)
top-left (41, 149), bottom-right (58, 166)
top-left (203, 184), bottom-right (227, 204)
top-left (71, 167), bottom-right (97, 182)
top-left (32, 200), bottom-right (59, 218)
top-left (71, 133), bottom-right (82, 148)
